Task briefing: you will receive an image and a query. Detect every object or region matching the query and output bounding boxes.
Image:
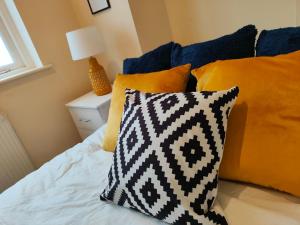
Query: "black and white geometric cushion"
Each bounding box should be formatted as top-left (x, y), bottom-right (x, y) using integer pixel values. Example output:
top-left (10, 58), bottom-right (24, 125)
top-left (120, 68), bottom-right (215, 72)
top-left (100, 87), bottom-right (239, 225)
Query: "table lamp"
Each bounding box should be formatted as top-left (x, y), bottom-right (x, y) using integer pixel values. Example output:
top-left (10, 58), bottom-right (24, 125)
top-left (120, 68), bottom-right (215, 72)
top-left (66, 26), bottom-right (111, 96)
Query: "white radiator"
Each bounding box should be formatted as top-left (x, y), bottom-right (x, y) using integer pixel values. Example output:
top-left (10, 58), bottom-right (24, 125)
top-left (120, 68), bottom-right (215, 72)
top-left (0, 114), bottom-right (34, 192)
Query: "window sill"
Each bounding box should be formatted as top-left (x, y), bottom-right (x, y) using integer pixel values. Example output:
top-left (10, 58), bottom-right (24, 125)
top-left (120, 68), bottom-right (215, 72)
top-left (0, 64), bottom-right (52, 84)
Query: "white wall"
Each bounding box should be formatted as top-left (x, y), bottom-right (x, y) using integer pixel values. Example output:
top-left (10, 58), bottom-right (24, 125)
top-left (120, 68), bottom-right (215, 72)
top-left (164, 0), bottom-right (297, 45)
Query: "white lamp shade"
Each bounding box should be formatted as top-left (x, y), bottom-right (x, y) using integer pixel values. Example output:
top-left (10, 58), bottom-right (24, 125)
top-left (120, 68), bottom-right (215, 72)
top-left (66, 26), bottom-right (104, 60)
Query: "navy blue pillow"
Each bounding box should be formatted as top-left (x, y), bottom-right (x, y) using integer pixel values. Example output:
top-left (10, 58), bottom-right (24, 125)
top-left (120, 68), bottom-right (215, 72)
top-left (171, 25), bottom-right (257, 91)
top-left (123, 42), bottom-right (174, 74)
top-left (256, 27), bottom-right (300, 56)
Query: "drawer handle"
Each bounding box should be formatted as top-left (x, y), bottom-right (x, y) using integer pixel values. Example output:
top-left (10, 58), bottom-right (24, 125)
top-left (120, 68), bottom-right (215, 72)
top-left (79, 119), bottom-right (91, 123)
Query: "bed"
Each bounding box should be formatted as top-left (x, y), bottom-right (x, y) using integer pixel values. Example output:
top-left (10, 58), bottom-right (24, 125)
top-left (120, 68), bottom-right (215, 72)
top-left (0, 125), bottom-right (299, 225)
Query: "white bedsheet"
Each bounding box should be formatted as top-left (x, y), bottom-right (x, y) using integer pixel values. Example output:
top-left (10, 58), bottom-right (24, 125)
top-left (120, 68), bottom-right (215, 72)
top-left (0, 126), bottom-right (299, 225)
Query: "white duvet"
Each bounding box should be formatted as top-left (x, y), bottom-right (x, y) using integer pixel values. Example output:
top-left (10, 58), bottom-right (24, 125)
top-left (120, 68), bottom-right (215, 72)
top-left (0, 126), bottom-right (300, 225)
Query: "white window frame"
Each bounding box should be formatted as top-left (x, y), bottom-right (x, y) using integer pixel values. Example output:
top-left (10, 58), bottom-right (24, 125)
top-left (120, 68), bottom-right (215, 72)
top-left (0, 17), bottom-right (24, 72)
top-left (0, 0), bottom-right (51, 84)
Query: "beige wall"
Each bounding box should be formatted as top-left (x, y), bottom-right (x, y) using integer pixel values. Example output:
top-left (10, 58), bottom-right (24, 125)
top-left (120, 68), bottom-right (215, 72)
top-left (70, 0), bottom-right (142, 81)
top-left (164, 0), bottom-right (297, 45)
top-left (70, 0), bottom-right (299, 74)
top-left (129, 0), bottom-right (172, 53)
top-left (0, 0), bottom-right (92, 167)
top-left (297, 0), bottom-right (300, 25)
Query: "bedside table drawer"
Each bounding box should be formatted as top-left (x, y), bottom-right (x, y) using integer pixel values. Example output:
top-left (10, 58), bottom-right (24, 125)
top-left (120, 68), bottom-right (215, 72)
top-left (69, 108), bottom-right (104, 131)
top-left (66, 91), bottom-right (111, 141)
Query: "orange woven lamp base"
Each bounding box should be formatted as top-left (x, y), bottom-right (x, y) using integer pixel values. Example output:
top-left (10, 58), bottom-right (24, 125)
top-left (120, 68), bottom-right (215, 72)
top-left (88, 57), bottom-right (112, 96)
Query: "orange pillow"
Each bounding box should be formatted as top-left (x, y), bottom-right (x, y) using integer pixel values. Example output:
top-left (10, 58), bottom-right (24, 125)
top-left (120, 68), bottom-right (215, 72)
top-left (103, 64), bottom-right (191, 151)
top-left (192, 51), bottom-right (300, 196)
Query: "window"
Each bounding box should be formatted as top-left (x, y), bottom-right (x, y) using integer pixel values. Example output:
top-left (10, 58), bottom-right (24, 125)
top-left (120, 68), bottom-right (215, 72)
top-left (0, 17), bottom-right (24, 73)
top-left (0, 36), bottom-right (14, 68)
top-left (0, 0), bottom-right (48, 83)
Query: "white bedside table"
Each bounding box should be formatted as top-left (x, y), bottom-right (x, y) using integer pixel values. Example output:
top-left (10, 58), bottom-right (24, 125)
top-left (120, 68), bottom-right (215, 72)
top-left (66, 92), bottom-right (112, 140)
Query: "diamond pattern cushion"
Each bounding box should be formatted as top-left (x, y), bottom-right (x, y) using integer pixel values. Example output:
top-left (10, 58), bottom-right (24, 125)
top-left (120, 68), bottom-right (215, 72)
top-left (100, 87), bottom-right (239, 225)
top-left (103, 64), bottom-right (191, 152)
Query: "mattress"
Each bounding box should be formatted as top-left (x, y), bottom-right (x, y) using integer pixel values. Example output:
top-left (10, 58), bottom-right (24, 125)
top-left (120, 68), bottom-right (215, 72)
top-left (0, 125), bottom-right (299, 225)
